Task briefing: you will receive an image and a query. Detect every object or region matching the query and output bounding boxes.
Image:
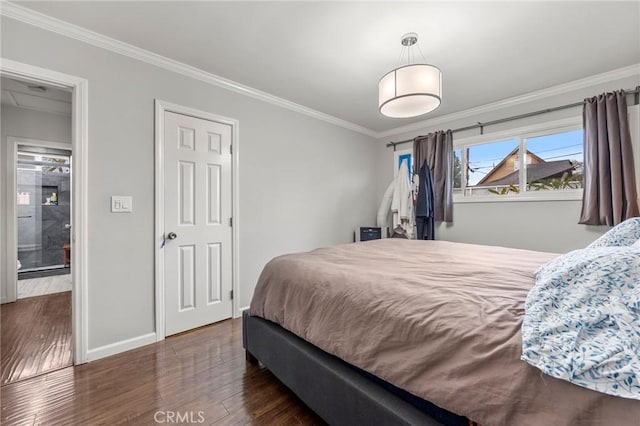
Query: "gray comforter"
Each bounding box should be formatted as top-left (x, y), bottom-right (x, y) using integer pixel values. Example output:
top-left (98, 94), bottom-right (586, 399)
top-left (250, 239), bottom-right (640, 425)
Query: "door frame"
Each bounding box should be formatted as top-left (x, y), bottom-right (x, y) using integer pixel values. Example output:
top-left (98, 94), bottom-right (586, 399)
top-left (1, 58), bottom-right (89, 364)
top-left (7, 136), bottom-right (72, 298)
top-left (154, 99), bottom-right (240, 341)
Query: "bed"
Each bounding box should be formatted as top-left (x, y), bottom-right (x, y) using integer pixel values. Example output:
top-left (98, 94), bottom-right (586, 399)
top-left (243, 239), bottom-right (640, 425)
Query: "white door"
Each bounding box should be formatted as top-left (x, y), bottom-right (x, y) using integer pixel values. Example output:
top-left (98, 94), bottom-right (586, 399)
top-left (164, 111), bottom-right (233, 336)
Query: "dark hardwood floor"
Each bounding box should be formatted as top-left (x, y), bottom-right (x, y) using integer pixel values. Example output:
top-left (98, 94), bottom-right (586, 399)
top-left (1, 291), bottom-right (73, 385)
top-left (1, 318), bottom-right (325, 425)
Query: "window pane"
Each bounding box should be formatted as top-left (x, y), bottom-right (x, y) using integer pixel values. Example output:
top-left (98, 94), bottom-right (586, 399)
top-left (466, 139), bottom-right (520, 196)
top-left (453, 149), bottom-right (462, 190)
top-left (525, 129), bottom-right (583, 191)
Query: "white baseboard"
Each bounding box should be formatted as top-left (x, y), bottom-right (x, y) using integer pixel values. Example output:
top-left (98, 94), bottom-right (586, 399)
top-left (86, 332), bottom-right (157, 362)
top-left (236, 306), bottom-right (250, 318)
top-left (0, 296), bottom-right (8, 304)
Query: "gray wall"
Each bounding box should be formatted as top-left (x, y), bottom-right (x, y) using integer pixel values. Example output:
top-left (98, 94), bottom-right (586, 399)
top-left (1, 105), bottom-right (72, 300)
top-left (375, 74), bottom-right (640, 253)
top-left (1, 17), bottom-right (378, 350)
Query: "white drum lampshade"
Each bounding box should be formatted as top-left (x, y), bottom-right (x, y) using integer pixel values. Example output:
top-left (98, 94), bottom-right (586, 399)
top-left (379, 64), bottom-right (442, 118)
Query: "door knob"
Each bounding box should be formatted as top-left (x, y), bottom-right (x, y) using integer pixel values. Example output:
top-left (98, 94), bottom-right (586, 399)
top-left (167, 232), bottom-right (178, 240)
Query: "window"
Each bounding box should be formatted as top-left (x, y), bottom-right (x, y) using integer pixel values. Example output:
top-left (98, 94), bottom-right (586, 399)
top-left (17, 152), bottom-right (71, 174)
top-left (465, 138), bottom-right (520, 196)
top-left (525, 130), bottom-right (583, 191)
top-left (389, 120), bottom-right (583, 202)
top-left (453, 148), bottom-right (463, 190)
top-left (456, 125), bottom-right (583, 199)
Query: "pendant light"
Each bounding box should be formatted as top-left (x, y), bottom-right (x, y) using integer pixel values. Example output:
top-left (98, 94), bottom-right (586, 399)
top-left (379, 33), bottom-right (442, 118)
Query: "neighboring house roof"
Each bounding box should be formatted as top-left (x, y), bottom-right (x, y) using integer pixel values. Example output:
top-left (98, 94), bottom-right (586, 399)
top-left (476, 147), bottom-right (545, 185)
top-left (477, 159), bottom-right (575, 186)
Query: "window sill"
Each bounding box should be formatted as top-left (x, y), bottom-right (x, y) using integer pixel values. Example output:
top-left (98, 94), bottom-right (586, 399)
top-left (453, 190), bottom-right (583, 204)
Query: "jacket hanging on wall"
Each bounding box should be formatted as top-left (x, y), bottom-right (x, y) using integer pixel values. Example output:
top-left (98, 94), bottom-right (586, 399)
top-left (390, 160), bottom-right (414, 239)
top-left (415, 162), bottom-right (435, 240)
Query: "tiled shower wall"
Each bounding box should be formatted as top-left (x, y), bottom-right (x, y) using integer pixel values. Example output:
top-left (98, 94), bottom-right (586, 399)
top-left (17, 170), bottom-right (71, 270)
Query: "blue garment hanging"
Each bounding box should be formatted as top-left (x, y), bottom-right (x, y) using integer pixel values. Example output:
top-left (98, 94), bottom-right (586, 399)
top-left (415, 163), bottom-right (435, 240)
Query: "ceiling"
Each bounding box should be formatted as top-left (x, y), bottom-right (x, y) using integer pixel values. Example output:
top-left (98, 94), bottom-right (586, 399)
top-left (1, 76), bottom-right (72, 116)
top-left (13, 1), bottom-right (640, 133)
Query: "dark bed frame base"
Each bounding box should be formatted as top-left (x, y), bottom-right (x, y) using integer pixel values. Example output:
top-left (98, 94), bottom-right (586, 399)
top-left (243, 311), bottom-right (466, 426)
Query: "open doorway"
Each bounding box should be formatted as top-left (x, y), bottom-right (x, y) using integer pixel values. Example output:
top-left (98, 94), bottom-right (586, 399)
top-left (1, 59), bottom-right (89, 369)
top-left (1, 77), bottom-right (73, 384)
top-left (16, 146), bottom-right (72, 294)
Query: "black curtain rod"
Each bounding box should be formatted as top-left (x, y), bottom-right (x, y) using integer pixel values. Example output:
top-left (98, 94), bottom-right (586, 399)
top-left (386, 86), bottom-right (640, 149)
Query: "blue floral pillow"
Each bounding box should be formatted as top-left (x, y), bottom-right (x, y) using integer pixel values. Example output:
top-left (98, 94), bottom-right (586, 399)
top-left (587, 217), bottom-right (640, 248)
top-left (524, 245), bottom-right (640, 399)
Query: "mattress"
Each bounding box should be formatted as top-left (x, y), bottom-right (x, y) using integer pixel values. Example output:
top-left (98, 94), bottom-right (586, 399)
top-left (249, 239), bottom-right (640, 425)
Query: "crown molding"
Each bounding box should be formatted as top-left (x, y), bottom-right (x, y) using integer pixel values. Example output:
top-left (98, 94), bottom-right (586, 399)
top-left (0, 2), bottom-right (377, 137)
top-left (377, 63), bottom-right (640, 140)
top-left (2, 2), bottom-right (638, 141)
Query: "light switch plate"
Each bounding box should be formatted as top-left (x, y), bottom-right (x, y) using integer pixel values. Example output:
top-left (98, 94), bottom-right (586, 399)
top-left (111, 196), bottom-right (133, 213)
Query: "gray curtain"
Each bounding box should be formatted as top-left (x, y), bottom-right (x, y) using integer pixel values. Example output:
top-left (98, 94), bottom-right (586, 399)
top-left (580, 90), bottom-right (639, 226)
top-left (413, 130), bottom-right (453, 223)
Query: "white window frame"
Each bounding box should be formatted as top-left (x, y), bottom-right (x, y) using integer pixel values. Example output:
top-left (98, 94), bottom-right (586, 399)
top-left (453, 116), bottom-right (583, 203)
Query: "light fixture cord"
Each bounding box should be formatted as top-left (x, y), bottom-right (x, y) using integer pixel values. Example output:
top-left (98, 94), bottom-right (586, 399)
top-left (396, 46), bottom-right (405, 68)
top-left (416, 43), bottom-right (428, 64)
top-left (397, 36), bottom-right (428, 67)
